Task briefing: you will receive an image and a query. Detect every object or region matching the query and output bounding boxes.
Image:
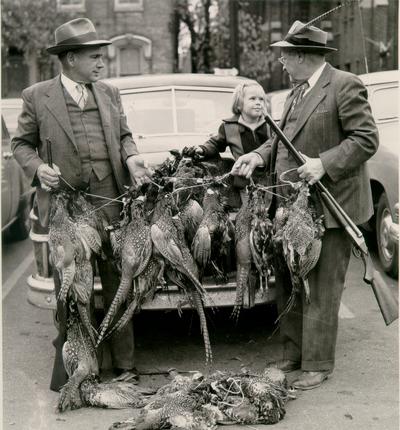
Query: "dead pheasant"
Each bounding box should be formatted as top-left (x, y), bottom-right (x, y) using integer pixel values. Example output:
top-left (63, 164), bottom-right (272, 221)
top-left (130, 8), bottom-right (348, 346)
top-left (100, 256), bottom-right (163, 343)
top-left (173, 160), bottom-right (206, 208)
top-left (179, 198), bottom-right (204, 245)
top-left (151, 192), bottom-right (212, 362)
top-left (192, 186), bottom-right (233, 284)
top-left (231, 186), bottom-right (255, 320)
top-left (275, 181), bottom-right (325, 319)
top-left (58, 302), bottom-right (153, 412)
top-left (49, 192), bottom-right (104, 346)
top-left (249, 187), bottom-right (275, 293)
top-left (97, 196), bottom-right (152, 346)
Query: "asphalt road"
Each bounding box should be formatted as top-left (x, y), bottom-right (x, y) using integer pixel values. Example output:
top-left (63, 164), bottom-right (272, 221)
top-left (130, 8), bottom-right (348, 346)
top-left (1, 235), bottom-right (399, 430)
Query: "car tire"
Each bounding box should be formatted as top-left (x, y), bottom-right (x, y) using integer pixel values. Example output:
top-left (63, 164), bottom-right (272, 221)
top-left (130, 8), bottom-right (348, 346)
top-left (9, 196), bottom-right (31, 241)
top-left (376, 193), bottom-right (398, 278)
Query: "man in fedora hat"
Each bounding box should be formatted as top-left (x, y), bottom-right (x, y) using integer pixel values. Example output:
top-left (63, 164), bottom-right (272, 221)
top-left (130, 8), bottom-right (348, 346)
top-left (12, 18), bottom-right (151, 391)
top-left (231, 21), bottom-right (378, 390)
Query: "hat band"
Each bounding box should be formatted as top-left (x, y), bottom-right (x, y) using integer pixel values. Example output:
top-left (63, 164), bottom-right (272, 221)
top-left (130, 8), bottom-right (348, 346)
top-left (55, 31), bottom-right (99, 46)
top-left (284, 34), bottom-right (325, 47)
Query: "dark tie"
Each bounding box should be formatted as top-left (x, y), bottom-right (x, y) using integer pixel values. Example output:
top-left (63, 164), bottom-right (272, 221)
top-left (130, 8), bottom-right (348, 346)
top-left (288, 81), bottom-right (310, 117)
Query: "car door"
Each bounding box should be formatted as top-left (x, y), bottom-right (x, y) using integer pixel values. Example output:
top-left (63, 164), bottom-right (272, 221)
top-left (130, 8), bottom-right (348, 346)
top-left (1, 116), bottom-right (13, 227)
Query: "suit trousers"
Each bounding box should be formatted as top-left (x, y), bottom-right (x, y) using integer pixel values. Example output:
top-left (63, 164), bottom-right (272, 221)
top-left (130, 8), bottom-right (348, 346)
top-left (274, 228), bottom-right (352, 372)
top-left (50, 171), bottom-right (134, 392)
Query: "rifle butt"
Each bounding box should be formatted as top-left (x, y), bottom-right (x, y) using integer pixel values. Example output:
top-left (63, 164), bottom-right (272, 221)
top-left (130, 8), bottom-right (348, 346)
top-left (370, 270), bottom-right (398, 326)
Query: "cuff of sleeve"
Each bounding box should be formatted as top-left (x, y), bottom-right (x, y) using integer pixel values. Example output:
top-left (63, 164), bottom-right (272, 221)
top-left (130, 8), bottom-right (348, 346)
top-left (199, 144), bottom-right (217, 158)
top-left (253, 150), bottom-right (267, 168)
top-left (319, 148), bottom-right (339, 182)
top-left (122, 147), bottom-right (139, 164)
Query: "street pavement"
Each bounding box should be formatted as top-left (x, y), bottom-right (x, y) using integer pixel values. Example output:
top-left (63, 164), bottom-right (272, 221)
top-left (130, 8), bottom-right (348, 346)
top-left (1, 237), bottom-right (399, 430)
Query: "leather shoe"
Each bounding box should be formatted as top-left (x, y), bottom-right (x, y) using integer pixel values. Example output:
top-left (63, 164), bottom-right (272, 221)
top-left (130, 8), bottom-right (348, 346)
top-left (268, 359), bottom-right (301, 373)
top-left (292, 371), bottom-right (331, 390)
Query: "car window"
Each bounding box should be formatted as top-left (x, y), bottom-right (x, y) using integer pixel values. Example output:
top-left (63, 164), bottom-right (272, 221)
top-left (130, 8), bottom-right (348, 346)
top-left (121, 90), bottom-right (174, 134)
top-left (2, 116), bottom-right (10, 142)
top-left (370, 86), bottom-right (398, 121)
top-left (175, 89), bottom-right (233, 133)
top-left (2, 107), bottom-right (21, 137)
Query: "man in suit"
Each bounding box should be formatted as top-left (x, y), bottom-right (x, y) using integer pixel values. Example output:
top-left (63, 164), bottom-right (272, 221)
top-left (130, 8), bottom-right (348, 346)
top-left (12, 18), bottom-right (151, 391)
top-left (231, 21), bottom-right (379, 390)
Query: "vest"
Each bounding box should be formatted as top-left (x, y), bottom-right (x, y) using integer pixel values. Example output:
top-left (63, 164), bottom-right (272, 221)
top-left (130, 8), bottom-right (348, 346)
top-left (64, 87), bottom-right (112, 184)
top-left (275, 95), bottom-right (308, 190)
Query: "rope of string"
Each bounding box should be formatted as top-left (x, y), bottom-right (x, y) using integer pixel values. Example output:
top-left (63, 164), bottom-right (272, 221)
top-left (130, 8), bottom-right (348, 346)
top-left (218, 377), bottom-right (245, 407)
top-left (54, 168), bottom-right (298, 213)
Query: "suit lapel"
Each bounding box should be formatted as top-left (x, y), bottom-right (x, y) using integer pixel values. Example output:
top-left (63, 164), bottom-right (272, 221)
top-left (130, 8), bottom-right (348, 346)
top-left (44, 76), bottom-right (77, 149)
top-left (91, 83), bottom-right (112, 149)
top-left (289, 63), bottom-right (332, 141)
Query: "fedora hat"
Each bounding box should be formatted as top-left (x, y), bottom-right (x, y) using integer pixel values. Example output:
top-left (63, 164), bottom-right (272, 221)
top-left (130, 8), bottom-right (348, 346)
top-left (270, 20), bottom-right (337, 52)
top-left (47, 18), bottom-right (111, 55)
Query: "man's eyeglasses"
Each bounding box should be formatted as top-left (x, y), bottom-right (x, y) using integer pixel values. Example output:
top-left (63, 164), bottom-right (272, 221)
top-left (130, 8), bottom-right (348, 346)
top-left (278, 56), bottom-right (287, 65)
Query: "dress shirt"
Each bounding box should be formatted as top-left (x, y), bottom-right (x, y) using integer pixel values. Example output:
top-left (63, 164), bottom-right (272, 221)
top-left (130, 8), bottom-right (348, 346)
top-left (61, 73), bottom-right (88, 108)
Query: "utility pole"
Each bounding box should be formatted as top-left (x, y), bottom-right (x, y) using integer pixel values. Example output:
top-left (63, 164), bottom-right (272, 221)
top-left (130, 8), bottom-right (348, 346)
top-left (229, 0), bottom-right (240, 73)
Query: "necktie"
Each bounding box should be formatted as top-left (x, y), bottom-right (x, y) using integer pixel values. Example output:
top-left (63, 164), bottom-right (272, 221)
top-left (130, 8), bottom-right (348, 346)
top-left (76, 83), bottom-right (88, 109)
top-left (288, 81), bottom-right (309, 117)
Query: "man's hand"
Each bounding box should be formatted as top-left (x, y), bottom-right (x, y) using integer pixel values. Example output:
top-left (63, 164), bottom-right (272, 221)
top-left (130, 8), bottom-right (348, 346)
top-left (37, 163), bottom-right (61, 191)
top-left (297, 153), bottom-right (326, 185)
top-left (126, 155), bottom-right (152, 187)
top-left (231, 153), bottom-right (265, 179)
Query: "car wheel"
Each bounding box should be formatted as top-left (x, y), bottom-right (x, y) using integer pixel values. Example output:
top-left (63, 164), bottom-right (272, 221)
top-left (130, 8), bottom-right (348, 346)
top-left (9, 196), bottom-right (31, 241)
top-left (376, 193), bottom-right (398, 278)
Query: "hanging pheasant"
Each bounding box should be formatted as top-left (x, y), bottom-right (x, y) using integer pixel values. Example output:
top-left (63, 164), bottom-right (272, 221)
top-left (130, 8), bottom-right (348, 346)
top-left (96, 195), bottom-right (152, 346)
top-left (274, 181), bottom-right (325, 320)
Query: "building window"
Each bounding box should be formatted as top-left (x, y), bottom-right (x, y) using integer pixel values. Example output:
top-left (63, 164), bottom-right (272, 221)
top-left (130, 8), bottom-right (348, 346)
top-left (108, 34), bottom-right (152, 76)
top-left (57, 0), bottom-right (85, 12)
top-left (114, 0), bottom-right (144, 12)
top-left (119, 47), bottom-right (141, 75)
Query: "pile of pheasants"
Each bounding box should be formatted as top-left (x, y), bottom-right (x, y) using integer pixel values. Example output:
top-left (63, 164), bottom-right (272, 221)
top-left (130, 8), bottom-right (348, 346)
top-left (110, 366), bottom-right (292, 429)
top-left (48, 148), bottom-right (323, 415)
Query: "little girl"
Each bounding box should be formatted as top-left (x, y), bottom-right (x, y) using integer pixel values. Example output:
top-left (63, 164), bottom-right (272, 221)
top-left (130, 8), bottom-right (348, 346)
top-left (194, 81), bottom-right (270, 202)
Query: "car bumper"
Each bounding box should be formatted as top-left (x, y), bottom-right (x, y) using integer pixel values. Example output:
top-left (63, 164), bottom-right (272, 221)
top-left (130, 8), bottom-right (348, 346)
top-left (27, 273), bottom-right (275, 311)
top-left (27, 208), bottom-right (275, 312)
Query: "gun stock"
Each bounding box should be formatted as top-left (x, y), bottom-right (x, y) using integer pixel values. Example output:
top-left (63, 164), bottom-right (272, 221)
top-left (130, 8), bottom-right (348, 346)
top-left (361, 255), bottom-right (399, 326)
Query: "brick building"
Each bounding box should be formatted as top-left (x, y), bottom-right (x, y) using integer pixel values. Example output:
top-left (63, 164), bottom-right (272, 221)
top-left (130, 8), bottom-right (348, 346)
top-left (2, 0), bottom-right (177, 97)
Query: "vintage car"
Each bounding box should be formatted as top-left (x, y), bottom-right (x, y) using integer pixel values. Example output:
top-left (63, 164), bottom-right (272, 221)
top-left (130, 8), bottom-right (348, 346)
top-left (2, 98), bottom-right (34, 240)
top-left (267, 70), bottom-right (399, 278)
top-left (27, 73), bottom-right (274, 311)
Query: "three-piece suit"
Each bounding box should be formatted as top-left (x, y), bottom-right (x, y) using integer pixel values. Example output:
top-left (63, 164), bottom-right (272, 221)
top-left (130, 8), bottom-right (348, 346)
top-left (12, 75), bottom-right (139, 390)
top-left (255, 63), bottom-right (379, 371)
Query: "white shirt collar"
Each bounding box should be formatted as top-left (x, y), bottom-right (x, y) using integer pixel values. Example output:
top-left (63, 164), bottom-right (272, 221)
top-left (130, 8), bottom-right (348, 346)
top-left (61, 73), bottom-right (80, 96)
top-left (304, 62), bottom-right (326, 95)
top-left (60, 73), bottom-right (88, 105)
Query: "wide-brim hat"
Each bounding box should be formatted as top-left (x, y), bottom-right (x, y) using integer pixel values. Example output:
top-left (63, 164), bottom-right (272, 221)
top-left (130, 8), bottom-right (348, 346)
top-left (270, 20), bottom-right (337, 52)
top-left (47, 18), bottom-right (111, 55)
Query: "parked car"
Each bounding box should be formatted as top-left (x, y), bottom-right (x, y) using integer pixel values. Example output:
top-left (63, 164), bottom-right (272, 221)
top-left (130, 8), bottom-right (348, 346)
top-left (27, 73), bottom-right (275, 311)
top-left (1, 98), bottom-right (34, 240)
top-left (267, 70), bottom-right (399, 278)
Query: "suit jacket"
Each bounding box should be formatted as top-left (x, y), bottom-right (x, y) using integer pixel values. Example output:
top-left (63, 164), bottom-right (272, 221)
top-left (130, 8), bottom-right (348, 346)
top-left (255, 63), bottom-right (379, 228)
top-left (11, 75), bottom-right (139, 226)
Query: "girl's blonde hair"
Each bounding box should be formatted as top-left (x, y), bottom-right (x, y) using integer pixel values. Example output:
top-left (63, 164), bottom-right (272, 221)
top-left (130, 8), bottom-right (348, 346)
top-left (231, 82), bottom-right (267, 116)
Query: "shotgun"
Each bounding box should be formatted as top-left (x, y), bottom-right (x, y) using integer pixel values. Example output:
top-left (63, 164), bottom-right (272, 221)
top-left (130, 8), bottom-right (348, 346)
top-left (265, 113), bottom-right (398, 326)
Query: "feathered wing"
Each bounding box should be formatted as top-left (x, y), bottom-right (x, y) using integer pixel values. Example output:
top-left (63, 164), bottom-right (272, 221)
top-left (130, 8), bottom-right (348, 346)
top-left (151, 223), bottom-right (206, 297)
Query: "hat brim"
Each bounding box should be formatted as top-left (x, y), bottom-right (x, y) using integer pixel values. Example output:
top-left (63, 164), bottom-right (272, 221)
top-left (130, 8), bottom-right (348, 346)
top-left (47, 40), bottom-right (111, 55)
top-left (270, 40), bottom-right (337, 52)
